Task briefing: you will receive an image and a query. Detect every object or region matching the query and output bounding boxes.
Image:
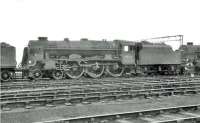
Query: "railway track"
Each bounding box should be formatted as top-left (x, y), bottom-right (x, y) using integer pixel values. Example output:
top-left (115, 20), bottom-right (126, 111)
top-left (1, 80), bottom-right (200, 110)
top-left (1, 76), bottom-right (200, 91)
top-left (34, 104), bottom-right (200, 123)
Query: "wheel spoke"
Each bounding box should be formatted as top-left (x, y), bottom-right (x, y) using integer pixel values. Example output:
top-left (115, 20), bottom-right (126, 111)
top-left (86, 62), bottom-right (104, 78)
top-left (65, 62), bottom-right (84, 79)
top-left (106, 63), bottom-right (124, 77)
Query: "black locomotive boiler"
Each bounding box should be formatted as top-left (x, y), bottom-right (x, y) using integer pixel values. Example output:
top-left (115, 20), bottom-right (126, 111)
top-left (21, 37), bottom-right (124, 79)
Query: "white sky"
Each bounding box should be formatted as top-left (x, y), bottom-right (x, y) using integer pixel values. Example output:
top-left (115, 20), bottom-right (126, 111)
top-left (0, 0), bottom-right (200, 64)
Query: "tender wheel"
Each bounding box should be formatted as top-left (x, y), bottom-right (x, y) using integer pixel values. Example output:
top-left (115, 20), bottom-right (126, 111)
top-left (106, 62), bottom-right (124, 77)
top-left (52, 70), bottom-right (64, 80)
top-left (65, 61), bottom-right (84, 79)
top-left (30, 69), bottom-right (42, 80)
top-left (1, 70), bottom-right (11, 81)
top-left (85, 62), bottom-right (105, 78)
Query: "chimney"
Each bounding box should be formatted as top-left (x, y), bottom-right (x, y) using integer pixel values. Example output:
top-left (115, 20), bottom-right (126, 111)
top-left (64, 38), bottom-right (69, 42)
top-left (81, 38), bottom-right (88, 41)
top-left (38, 37), bottom-right (48, 41)
top-left (187, 42), bottom-right (193, 46)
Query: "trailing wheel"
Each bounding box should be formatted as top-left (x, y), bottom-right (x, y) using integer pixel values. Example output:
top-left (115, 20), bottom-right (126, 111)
top-left (85, 62), bottom-right (104, 78)
top-left (106, 62), bottom-right (124, 77)
top-left (1, 70), bottom-right (11, 81)
top-left (65, 61), bottom-right (84, 79)
top-left (52, 70), bottom-right (64, 80)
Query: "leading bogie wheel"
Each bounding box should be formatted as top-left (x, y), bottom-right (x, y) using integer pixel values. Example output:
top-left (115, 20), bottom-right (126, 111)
top-left (52, 70), bottom-right (64, 80)
top-left (31, 69), bottom-right (43, 80)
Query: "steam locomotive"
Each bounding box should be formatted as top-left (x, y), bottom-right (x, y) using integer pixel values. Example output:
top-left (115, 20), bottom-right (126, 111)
top-left (1, 36), bottom-right (194, 81)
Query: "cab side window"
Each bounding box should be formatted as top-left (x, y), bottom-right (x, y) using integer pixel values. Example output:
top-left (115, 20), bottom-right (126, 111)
top-left (124, 46), bottom-right (129, 52)
top-left (123, 45), bottom-right (135, 52)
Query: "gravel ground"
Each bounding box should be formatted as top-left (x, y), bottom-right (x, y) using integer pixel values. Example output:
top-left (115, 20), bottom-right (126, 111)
top-left (1, 95), bottom-right (200, 123)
